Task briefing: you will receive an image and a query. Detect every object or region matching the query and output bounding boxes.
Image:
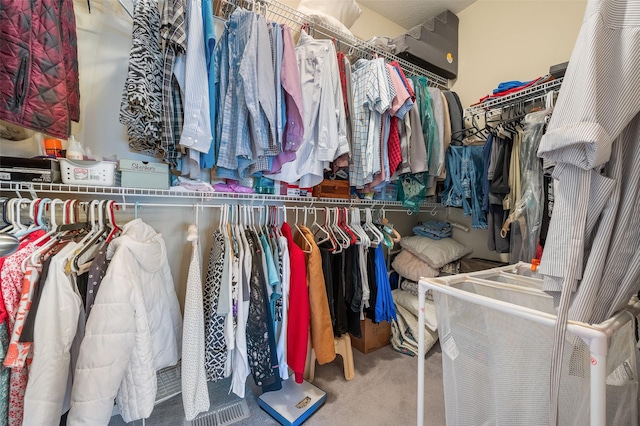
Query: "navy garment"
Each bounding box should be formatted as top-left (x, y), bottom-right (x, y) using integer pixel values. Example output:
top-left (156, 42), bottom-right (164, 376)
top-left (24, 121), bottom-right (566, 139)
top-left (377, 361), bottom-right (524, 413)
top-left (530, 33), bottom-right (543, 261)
top-left (344, 246), bottom-right (362, 338)
top-left (246, 232), bottom-right (281, 392)
top-left (331, 249), bottom-right (349, 337)
top-left (365, 248), bottom-right (377, 321)
top-left (441, 145), bottom-right (488, 229)
top-left (482, 133), bottom-right (494, 212)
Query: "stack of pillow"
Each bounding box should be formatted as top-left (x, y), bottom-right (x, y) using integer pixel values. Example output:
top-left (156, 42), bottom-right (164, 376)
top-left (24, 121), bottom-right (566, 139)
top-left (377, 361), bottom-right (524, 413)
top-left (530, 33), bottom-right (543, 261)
top-left (392, 235), bottom-right (472, 283)
top-left (389, 234), bottom-right (472, 356)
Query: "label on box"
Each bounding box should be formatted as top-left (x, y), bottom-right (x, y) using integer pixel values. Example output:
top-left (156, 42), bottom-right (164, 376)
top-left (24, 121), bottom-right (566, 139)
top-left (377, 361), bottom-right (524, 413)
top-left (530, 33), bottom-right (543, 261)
top-left (70, 166), bottom-right (103, 182)
top-left (0, 172), bottom-right (10, 180)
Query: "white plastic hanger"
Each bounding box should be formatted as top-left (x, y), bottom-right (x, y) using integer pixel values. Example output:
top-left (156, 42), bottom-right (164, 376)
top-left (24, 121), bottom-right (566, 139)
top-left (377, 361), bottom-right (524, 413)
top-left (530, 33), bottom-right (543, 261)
top-left (311, 206), bottom-right (331, 246)
top-left (350, 207), bottom-right (370, 247)
top-left (364, 208), bottom-right (384, 245)
top-left (330, 207), bottom-right (350, 251)
top-left (294, 207), bottom-right (312, 254)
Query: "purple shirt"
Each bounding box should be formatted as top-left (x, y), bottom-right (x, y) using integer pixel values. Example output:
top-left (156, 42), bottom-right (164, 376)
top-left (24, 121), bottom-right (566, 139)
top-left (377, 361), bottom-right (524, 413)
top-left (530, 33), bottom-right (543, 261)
top-left (270, 25), bottom-right (304, 173)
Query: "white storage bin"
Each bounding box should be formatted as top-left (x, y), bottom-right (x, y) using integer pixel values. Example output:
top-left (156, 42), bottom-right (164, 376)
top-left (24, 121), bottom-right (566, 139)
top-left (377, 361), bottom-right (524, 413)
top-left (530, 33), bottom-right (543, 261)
top-left (417, 263), bottom-right (639, 426)
top-left (59, 159), bottom-right (117, 186)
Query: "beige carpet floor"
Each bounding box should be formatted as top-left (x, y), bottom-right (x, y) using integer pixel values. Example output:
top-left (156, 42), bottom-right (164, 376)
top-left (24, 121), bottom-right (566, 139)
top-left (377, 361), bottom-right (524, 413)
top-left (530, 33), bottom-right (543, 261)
top-left (109, 342), bottom-right (445, 426)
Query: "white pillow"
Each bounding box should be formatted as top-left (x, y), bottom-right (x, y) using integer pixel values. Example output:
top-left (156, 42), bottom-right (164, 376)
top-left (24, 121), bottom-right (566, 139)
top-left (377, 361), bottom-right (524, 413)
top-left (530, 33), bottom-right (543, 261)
top-left (392, 250), bottom-right (439, 282)
top-left (297, 0), bottom-right (362, 29)
top-left (302, 12), bottom-right (354, 37)
top-left (400, 236), bottom-right (472, 269)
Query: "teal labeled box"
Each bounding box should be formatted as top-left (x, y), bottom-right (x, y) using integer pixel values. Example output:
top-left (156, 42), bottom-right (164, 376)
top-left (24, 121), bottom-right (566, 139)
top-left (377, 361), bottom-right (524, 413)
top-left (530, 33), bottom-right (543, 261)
top-left (119, 159), bottom-right (169, 190)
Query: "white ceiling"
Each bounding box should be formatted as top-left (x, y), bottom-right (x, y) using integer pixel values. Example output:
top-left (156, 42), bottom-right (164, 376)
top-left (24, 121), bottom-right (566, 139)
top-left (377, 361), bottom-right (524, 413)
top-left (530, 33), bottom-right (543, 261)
top-left (358, 0), bottom-right (476, 29)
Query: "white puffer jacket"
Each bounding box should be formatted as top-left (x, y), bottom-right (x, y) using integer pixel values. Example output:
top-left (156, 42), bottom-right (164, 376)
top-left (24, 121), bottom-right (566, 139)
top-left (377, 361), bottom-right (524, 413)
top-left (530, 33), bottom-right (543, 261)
top-left (67, 219), bottom-right (182, 425)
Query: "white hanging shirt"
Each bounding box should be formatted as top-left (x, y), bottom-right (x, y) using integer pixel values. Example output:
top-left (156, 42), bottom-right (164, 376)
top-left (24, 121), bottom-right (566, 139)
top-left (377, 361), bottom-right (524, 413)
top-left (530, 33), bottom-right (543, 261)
top-left (181, 228), bottom-right (210, 421)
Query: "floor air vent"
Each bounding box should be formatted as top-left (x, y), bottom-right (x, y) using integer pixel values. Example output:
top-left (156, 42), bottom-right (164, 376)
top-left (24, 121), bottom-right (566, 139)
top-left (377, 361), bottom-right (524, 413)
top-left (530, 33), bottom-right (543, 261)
top-left (184, 400), bottom-right (250, 426)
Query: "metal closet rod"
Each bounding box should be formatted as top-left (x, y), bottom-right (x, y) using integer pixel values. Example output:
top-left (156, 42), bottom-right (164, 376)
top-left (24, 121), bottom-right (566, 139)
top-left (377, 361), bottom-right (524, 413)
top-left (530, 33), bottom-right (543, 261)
top-left (1, 182), bottom-right (443, 213)
top-left (79, 201), bottom-right (438, 215)
top-left (219, 0), bottom-right (450, 89)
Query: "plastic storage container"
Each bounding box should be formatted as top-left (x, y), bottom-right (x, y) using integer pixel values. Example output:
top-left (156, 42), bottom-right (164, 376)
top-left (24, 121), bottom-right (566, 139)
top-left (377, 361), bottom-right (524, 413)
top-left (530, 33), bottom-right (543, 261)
top-left (59, 159), bottom-right (117, 186)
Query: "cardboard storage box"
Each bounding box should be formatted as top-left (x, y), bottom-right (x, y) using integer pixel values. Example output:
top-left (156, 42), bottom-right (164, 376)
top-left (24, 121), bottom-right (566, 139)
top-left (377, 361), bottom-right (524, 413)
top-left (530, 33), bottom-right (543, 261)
top-left (119, 160), bottom-right (169, 190)
top-left (0, 156), bottom-right (60, 183)
top-left (350, 318), bottom-right (391, 354)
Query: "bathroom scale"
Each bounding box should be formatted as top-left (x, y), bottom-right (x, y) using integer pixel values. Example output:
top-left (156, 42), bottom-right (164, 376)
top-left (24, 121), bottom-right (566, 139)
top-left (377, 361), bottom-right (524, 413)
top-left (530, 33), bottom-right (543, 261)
top-left (257, 376), bottom-right (326, 426)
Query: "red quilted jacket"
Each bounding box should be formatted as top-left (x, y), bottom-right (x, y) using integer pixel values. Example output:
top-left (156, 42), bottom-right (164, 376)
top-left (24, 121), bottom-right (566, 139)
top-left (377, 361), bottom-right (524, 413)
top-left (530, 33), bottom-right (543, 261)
top-left (0, 0), bottom-right (80, 139)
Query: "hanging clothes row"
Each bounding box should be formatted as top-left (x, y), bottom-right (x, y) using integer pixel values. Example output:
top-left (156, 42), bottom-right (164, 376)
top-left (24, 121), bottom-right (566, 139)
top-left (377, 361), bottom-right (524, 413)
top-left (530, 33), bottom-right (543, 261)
top-left (119, 1), bottom-right (460, 209)
top-left (182, 203), bottom-right (398, 419)
top-left (0, 198), bottom-right (183, 425)
top-left (0, 196), bottom-right (403, 423)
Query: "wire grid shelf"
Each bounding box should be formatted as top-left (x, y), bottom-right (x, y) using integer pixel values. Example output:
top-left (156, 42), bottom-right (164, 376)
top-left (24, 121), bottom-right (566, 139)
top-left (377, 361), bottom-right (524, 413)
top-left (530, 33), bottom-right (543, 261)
top-left (0, 181), bottom-right (445, 212)
top-left (464, 77), bottom-right (564, 117)
top-left (155, 363), bottom-right (182, 404)
top-left (217, 0), bottom-right (450, 89)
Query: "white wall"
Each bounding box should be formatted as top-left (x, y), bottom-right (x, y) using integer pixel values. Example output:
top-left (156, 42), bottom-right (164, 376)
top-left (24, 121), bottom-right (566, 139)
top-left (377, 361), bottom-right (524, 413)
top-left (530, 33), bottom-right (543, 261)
top-left (453, 0), bottom-right (587, 108)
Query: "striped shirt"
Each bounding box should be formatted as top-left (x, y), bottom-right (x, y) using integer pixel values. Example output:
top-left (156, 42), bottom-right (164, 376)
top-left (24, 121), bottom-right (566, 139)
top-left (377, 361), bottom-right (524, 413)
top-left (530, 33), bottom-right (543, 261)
top-left (536, 1), bottom-right (640, 424)
top-left (178, 0), bottom-right (212, 155)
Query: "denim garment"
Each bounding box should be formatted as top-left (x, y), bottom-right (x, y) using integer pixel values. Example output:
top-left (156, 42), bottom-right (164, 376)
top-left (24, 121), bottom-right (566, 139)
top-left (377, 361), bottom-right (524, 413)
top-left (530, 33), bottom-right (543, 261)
top-left (200, 0), bottom-right (217, 168)
top-left (442, 146), bottom-right (488, 229)
top-left (214, 29), bottom-right (228, 165)
top-left (413, 220), bottom-right (452, 240)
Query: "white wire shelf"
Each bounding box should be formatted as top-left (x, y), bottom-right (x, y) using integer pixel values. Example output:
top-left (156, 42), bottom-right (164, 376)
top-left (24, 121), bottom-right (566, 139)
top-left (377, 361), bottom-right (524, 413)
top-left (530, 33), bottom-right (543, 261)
top-left (465, 77), bottom-right (564, 116)
top-left (218, 0), bottom-right (450, 90)
top-left (0, 181), bottom-right (444, 212)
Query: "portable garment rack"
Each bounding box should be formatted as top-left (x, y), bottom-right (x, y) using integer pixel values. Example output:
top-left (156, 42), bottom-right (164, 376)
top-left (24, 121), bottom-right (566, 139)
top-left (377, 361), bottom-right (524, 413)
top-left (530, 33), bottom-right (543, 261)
top-left (416, 264), bottom-right (640, 426)
top-left (216, 0), bottom-right (450, 90)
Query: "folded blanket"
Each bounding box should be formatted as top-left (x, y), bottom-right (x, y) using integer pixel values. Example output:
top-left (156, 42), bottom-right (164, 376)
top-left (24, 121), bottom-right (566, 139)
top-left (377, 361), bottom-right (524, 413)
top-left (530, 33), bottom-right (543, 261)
top-left (393, 289), bottom-right (438, 331)
top-left (390, 303), bottom-right (438, 357)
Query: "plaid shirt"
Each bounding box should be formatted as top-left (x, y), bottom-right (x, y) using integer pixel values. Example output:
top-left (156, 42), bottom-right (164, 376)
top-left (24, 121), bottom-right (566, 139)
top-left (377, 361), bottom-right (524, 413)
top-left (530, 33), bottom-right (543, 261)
top-left (160, 0), bottom-right (186, 167)
top-left (216, 9), bottom-right (254, 179)
top-left (350, 59), bottom-right (393, 188)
